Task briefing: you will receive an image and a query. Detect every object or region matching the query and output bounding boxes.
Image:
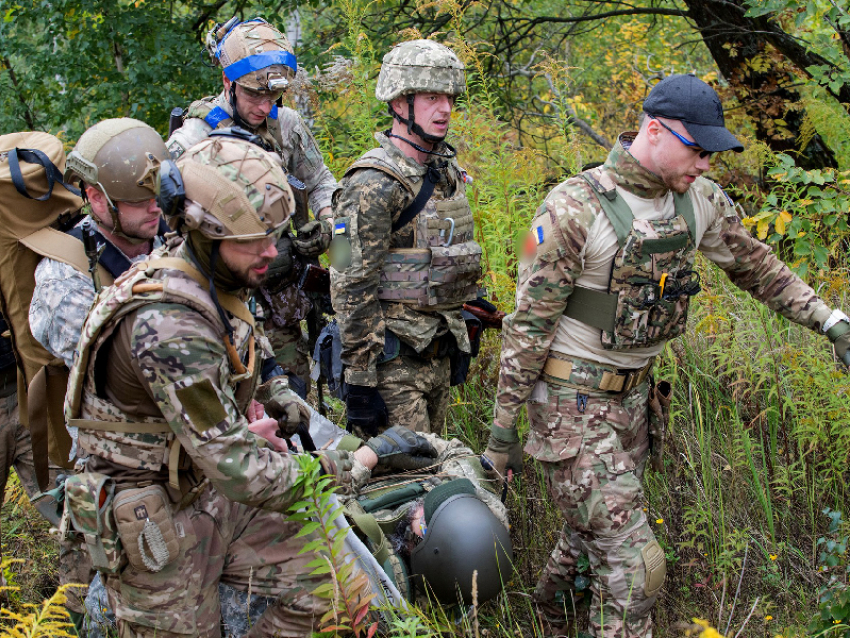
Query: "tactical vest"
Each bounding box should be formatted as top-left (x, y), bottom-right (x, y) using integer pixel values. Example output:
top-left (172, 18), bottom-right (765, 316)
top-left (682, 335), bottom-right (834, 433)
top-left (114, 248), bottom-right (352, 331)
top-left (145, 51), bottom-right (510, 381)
top-left (65, 254), bottom-right (259, 491)
top-left (186, 98), bottom-right (284, 156)
top-left (346, 148), bottom-right (482, 310)
top-left (563, 167), bottom-right (700, 350)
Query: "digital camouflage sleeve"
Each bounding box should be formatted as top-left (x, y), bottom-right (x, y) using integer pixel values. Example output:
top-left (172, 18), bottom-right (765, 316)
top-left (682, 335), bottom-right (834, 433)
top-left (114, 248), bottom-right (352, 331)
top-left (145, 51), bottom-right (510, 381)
top-left (331, 167), bottom-right (411, 387)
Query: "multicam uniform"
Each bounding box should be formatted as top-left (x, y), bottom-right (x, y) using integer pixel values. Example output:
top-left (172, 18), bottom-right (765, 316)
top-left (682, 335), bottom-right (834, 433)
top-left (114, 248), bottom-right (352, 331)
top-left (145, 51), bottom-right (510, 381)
top-left (330, 132), bottom-right (480, 435)
top-left (495, 134), bottom-right (834, 637)
top-left (63, 243), bottom-right (365, 637)
top-left (167, 94), bottom-right (337, 385)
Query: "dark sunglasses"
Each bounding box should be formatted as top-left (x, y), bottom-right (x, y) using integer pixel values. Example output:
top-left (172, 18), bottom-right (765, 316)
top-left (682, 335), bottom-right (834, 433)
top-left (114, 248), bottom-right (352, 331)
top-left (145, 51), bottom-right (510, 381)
top-left (649, 116), bottom-right (713, 159)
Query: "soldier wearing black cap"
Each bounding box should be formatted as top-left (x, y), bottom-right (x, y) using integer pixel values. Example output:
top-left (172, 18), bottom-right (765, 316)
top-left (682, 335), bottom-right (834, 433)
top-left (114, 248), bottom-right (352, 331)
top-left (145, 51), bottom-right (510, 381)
top-left (485, 74), bottom-right (850, 637)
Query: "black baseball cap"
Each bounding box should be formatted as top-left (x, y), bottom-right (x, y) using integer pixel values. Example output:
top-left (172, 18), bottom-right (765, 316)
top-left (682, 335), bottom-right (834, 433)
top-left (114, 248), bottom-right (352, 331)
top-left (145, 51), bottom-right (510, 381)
top-left (643, 74), bottom-right (744, 153)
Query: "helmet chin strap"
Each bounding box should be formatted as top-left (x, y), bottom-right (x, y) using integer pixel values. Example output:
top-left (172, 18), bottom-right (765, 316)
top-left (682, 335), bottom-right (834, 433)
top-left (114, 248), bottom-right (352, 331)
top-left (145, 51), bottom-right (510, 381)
top-left (95, 185), bottom-right (150, 246)
top-left (229, 83), bottom-right (256, 131)
top-left (388, 97), bottom-right (456, 158)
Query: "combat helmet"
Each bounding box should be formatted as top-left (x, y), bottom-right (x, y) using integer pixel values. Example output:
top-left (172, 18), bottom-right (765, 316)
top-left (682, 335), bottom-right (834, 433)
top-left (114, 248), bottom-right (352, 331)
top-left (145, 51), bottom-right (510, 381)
top-left (410, 479), bottom-right (513, 605)
top-left (157, 135), bottom-right (294, 240)
top-left (375, 39), bottom-right (465, 145)
top-left (64, 118), bottom-right (167, 242)
top-left (206, 17), bottom-right (296, 125)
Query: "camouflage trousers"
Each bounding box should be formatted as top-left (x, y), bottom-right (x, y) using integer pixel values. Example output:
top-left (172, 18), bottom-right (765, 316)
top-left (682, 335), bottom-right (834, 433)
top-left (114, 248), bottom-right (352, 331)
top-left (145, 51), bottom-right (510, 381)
top-left (265, 321), bottom-right (311, 391)
top-left (102, 481), bottom-right (329, 637)
top-left (0, 388), bottom-right (93, 614)
top-left (528, 381), bottom-right (665, 638)
top-left (371, 354), bottom-right (450, 436)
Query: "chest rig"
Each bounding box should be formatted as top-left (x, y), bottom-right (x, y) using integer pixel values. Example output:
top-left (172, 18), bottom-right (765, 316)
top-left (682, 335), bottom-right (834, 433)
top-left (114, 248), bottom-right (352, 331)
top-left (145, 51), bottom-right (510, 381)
top-left (65, 255), bottom-right (259, 490)
top-left (347, 147), bottom-right (482, 310)
top-left (564, 168), bottom-right (700, 350)
top-left (187, 97), bottom-right (284, 156)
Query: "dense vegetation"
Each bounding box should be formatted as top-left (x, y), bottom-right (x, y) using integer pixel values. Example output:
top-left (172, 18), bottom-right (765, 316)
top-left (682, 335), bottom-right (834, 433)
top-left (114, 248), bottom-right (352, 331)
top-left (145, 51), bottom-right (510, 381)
top-left (3, 0), bottom-right (850, 636)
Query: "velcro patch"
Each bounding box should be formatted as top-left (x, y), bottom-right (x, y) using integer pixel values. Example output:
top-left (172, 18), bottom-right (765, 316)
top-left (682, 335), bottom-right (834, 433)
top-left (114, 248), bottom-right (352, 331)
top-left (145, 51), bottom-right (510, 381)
top-left (334, 221), bottom-right (347, 235)
top-left (175, 379), bottom-right (228, 432)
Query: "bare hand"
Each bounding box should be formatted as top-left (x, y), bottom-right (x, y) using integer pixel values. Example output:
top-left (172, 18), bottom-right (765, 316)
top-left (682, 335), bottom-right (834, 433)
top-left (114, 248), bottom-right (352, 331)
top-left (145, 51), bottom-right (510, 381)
top-left (248, 417), bottom-right (289, 452)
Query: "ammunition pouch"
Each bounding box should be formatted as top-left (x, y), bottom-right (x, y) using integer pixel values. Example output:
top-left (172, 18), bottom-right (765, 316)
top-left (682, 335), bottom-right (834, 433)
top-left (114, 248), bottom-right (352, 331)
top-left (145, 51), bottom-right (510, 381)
top-left (64, 473), bottom-right (125, 573)
top-left (114, 484), bottom-right (180, 573)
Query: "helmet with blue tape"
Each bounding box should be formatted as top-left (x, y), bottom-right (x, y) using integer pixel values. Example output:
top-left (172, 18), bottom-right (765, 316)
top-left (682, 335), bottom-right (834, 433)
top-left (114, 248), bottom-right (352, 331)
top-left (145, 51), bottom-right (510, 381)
top-left (206, 18), bottom-right (297, 92)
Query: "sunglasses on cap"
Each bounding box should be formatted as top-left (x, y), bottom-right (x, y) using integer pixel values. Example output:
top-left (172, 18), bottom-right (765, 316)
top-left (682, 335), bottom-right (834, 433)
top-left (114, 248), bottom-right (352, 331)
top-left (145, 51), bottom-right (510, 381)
top-left (649, 116), bottom-right (713, 159)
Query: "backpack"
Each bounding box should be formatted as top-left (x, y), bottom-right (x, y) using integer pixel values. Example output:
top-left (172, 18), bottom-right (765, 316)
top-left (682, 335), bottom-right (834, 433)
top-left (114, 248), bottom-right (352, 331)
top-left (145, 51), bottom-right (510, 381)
top-left (0, 132), bottom-right (99, 488)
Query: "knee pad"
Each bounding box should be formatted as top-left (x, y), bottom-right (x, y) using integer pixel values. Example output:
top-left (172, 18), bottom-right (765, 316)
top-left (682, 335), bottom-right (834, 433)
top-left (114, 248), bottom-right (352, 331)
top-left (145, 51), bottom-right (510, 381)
top-left (641, 539), bottom-right (666, 598)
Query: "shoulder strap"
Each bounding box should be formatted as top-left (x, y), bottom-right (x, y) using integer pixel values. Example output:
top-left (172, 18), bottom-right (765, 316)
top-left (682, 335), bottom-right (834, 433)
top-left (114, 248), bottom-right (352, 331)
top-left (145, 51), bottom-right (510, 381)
top-left (20, 227), bottom-right (114, 286)
top-left (579, 171), bottom-right (633, 248)
top-left (673, 191), bottom-right (697, 238)
top-left (66, 226), bottom-right (132, 279)
top-left (391, 165), bottom-right (439, 234)
top-left (344, 501), bottom-right (391, 565)
top-left (143, 257), bottom-right (255, 329)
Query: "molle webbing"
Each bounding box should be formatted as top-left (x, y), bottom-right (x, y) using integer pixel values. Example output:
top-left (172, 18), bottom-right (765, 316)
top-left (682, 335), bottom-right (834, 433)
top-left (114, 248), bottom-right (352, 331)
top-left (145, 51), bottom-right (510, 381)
top-left (562, 172), bottom-right (696, 330)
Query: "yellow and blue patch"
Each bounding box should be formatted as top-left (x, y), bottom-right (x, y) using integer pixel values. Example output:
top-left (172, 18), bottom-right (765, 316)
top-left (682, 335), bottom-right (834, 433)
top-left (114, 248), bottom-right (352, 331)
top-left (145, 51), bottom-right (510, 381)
top-left (334, 221), bottom-right (347, 235)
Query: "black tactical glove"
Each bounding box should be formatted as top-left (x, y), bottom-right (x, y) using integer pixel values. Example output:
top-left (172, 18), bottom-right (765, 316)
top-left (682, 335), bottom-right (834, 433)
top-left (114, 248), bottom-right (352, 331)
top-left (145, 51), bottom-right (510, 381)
top-left (482, 422), bottom-right (523, 479)
top-left (365, 426), bottom-right (438, 471)
top-left (828, 318), bottom-right (850, 367)
top-left (293, 219), bottom-right (332, 257)
top-left (254, 376), bottom-right (311, 437)
top-left (345, 384), bottom-right (389, 437)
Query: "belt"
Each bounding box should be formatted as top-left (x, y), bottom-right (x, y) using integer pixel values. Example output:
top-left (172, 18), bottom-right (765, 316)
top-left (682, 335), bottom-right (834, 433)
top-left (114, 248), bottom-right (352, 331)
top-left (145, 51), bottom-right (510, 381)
top-left (542, 354), bottom-right (654, 393)
top-left (398, 333), bottom-right (456, 360)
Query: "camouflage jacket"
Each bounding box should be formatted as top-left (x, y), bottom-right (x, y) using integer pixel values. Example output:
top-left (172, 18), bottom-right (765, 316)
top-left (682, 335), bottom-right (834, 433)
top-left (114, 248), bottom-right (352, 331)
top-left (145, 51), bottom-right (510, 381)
top-left (166, 92), bottom-right (336, 218)
top-left (494, 133), bottom-right (834, 429)
top-left (65, 243), bottom-right (354, 510)
top-left (330, 132), bottom-right (471, 387)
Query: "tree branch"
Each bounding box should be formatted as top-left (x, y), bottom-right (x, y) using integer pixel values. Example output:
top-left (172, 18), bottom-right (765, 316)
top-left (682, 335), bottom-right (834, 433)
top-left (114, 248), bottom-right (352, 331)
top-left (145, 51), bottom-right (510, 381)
top-left (2, 57), bottom-right (35, 129)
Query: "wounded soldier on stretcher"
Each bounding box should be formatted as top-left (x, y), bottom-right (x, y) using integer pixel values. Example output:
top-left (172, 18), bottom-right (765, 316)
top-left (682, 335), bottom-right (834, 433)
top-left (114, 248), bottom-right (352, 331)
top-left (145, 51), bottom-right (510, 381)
top-left (85, 410), bottom-right (514, 637)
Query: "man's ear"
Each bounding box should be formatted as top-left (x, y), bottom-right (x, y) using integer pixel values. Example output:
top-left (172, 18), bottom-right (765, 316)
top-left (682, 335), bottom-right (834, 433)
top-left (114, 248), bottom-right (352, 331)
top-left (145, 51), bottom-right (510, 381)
top-left (388, 96), bottom-right (405, 118)
top-left (223, 72), bottom-right (232, 93)
top-left (85, 185), bottom-right (103, 206)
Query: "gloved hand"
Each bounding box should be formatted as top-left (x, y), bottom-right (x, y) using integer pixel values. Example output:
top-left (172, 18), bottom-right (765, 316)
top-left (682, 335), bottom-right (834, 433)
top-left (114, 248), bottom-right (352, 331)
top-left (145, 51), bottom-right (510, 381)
top-left (482, 422), bottom-right (523, 479)
top-left (345, 384), bottom-right (389, 437)
top-left (293, 219), bottom-right (332, 257)
top-left (828, 318), bottom-right (850, 367)
top-left (254, 376), bottom-right (311, 437)
top-left (365, 426), bottom-right (438, 471)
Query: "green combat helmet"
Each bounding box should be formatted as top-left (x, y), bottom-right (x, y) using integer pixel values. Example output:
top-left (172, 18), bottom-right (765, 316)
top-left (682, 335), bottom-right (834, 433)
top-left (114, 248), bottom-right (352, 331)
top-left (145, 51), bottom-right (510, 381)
top-left (64, 118), bottom-right (167, 243)
top-left (375, 39), bottom-right (465, 144)
top-left (410, 479), bottom-right (513, 605)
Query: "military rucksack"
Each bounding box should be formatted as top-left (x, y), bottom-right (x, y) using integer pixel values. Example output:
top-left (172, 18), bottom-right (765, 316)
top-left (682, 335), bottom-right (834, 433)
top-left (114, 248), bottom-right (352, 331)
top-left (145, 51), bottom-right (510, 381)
top-left (0, 132), bottom-right (107, 487)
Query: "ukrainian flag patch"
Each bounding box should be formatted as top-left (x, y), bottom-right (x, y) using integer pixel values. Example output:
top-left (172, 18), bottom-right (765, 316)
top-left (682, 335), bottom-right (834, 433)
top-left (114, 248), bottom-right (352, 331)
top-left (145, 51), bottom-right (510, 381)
top-left (334, 222), bottom-right (347, 235)
top-left (535, 225), bottom-right (544, 244)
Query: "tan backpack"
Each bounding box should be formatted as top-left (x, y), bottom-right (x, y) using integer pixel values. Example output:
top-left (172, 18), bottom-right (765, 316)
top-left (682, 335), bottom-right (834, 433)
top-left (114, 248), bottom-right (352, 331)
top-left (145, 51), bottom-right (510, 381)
top-left (0, 132), bottom-right (108, 488)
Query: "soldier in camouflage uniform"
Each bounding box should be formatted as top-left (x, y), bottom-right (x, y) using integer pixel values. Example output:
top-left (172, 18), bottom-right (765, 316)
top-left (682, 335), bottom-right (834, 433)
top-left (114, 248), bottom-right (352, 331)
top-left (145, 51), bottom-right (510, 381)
top-left (484, 74), bottom-right (850, 637)
top-left (62, 136), bottom-right (374, 638)
top-left (15, 119), bottom-right (167, 631)
top-left (166, 18), bottom-right (337, 394)
top-left (331, 40), bottom-right (483, 437)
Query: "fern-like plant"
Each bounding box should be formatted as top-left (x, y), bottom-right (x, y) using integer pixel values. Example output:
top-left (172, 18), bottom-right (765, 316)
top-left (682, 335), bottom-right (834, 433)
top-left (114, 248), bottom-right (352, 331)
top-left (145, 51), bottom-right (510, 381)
top-left (287, 454), bottom-right (377, 638)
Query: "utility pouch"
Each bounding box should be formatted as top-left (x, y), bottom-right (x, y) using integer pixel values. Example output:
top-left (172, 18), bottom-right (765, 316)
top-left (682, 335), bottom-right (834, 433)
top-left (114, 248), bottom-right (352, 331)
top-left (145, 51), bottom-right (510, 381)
top-left (113, 484), bottom-right (180, 573)
top-left (647, 380), bottom-right (672, 472)
top-left (314, 319), bottom-right (344, 399)
top-left (65, 472), bottom-right (125, 573)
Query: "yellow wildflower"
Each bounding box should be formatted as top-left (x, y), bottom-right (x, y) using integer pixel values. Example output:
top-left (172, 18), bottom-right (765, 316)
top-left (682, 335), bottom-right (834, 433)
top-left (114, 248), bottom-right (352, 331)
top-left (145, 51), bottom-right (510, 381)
top-left (656, 518), bottom-right (664, 524)
top-left (765, 615), bottom-right (773, 621)
top-left (769, 554), bottom-right (777, 561)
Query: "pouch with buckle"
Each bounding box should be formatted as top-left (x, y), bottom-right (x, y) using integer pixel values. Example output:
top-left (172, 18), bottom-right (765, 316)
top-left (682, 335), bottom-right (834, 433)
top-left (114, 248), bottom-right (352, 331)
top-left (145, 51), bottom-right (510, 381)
top-left (65, 472), bottom-right (125, 573)
top-left (113, 484), bottom-right (180, 573)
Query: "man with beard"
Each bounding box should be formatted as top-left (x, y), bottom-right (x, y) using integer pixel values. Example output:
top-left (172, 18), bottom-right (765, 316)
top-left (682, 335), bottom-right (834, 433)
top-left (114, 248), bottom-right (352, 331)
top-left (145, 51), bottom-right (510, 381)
top-left (23, 118), bottom-right (168, 633)
top-left (330, 40), bottom-right (486, 437)
top-left (62, 136), bottom-right (373, 637)
top-left (167, 18), bottom-right (337, 397)
top-left (484, 74), bottom-right (850, 637)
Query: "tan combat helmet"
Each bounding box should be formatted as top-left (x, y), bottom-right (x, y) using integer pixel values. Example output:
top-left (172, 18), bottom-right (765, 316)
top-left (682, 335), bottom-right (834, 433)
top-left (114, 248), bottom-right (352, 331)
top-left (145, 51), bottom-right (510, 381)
top-left (375, 39), bottom-right (465, 144)
top-left (160, 135), bottom-right (294, 240)
top-left (64, 118), bottom-right (167, 242)
top-left (207, 18), bottom-right (296, 93)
